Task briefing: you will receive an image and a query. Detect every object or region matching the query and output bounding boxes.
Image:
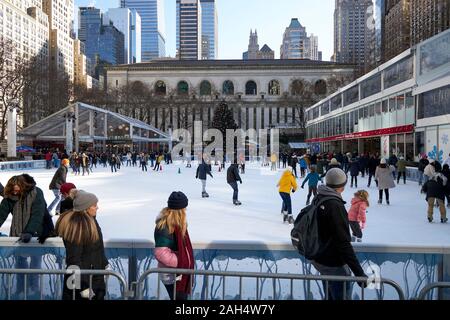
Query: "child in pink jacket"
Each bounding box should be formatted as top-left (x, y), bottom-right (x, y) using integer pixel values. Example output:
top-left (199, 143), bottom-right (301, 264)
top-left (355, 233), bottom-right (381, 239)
top-left (348, 190), bottom-right (369, 242)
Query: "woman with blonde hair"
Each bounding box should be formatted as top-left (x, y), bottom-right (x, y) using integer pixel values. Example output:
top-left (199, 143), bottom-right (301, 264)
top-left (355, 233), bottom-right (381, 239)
top-left (154, 191), bottom-right (194, 300)
top-left (55, 190), bottom-right (108, 300)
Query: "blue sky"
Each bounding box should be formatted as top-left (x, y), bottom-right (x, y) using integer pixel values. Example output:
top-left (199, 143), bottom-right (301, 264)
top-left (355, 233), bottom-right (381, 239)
top-left (74, 0), bottom-right (335, 60)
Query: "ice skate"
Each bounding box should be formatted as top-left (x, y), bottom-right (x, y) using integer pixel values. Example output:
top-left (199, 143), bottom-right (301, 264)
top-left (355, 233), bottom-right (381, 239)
top-left (428, 217), bottom-right (433, 223)
top-left (441, 218), bottom-right (448, 223)
top-left (378, 199), bottom-right (382, 204)
top-left (356, 238), bottom-right (362, 243)
top-left (288, 215), bottom-right (294, 225)
top-left (283, 213), bottom-right (288, 223)
top-left (202, 192), bottom-right (208, 198)
top-left (351, 236), bottom-right (356, 242)
top-left (233, 200), bottom-right (242, 206)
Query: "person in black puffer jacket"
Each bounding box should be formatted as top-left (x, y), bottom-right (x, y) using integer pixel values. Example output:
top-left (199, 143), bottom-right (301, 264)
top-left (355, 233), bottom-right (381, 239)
top-left (56, 190), bottom-right (108, 300)
top-left (422, 171), bottom-right (448, 223)
top-left (443, 164), bottom-right (450, 208)
top-left (227, 162), bottom-right (243, 205)
top-left (312, 168), bottom-right (367, 300)
top-left (196, 159), bottom-right (213, 198)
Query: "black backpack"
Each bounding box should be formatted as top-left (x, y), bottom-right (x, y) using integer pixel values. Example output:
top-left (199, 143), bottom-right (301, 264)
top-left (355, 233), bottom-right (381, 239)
top-left (290, 196), bottom-right (335, 260)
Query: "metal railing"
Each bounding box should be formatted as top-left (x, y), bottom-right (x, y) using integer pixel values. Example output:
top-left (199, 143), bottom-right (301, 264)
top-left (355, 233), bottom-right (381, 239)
top-left (135, 268), bottom-right (406, 300)
top-left (0, 269), bottom-right (130, 300)
top-left (418, 282), bottom-right (450, 300)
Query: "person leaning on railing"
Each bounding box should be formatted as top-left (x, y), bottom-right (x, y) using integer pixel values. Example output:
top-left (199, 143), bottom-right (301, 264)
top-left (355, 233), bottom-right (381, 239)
top-left (55, 190), bottom-right (108, 300)
top-left (154, 192), bottom-right (194, 300)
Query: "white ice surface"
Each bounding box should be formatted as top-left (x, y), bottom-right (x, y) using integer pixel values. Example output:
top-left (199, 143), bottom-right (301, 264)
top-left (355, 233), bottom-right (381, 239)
top-left (0, 161), bottom-right (449, 246)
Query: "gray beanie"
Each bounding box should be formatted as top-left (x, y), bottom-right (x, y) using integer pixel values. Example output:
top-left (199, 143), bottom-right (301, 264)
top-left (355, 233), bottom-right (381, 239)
top-left (73, 190), bottom-right (98, 211)
top-left (325, 168), bottom-right (348, 189)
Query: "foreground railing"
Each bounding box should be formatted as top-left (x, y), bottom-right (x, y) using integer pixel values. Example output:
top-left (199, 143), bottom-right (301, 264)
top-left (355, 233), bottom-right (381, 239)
top-left (135, 268), bottom-right (405, 300)
top-left (0, 238), bottom-right (449, 300)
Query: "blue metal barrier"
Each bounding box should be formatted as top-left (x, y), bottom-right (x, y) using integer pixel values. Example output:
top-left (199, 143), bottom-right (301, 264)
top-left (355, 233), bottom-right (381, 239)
top-left (0, 160), bottom-right (46, 172)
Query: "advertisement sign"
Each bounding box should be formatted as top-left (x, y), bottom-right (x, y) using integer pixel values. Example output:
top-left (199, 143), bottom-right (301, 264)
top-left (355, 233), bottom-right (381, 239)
top-left (381, 135), bottom-right (389, 159)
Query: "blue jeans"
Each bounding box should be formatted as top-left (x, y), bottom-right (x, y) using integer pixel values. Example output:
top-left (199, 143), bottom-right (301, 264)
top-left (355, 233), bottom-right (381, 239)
top-left (279, 192), bottom-right (292, 215)
top-left (418, 171), bottom-right (424, 185)
top-left (229, 182), bottom-right (239, 201)
top-left (15, 255), bottom-right (42, 295)
top-left (312, 261), bottom-right (353, 300)
top-left (47, 189), bottom-right (61, 213)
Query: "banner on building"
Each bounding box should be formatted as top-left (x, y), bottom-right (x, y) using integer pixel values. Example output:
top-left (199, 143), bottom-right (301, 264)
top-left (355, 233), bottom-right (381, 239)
top-left (381, 135), bottom-right (389, 159)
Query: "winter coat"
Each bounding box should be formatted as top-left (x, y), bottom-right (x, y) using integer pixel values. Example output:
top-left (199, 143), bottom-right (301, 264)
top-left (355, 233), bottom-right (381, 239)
top-left (63, 218), bottom-right (108, 292)
top-left (388, 155), bottom-right (398, 167)
top-left (59, 198), bottom-right (73, 215)
top-left (424, 164), bottom-right (435, 178)
top-left (442, 168), bottom-right (450, 195)
top-left (196, 162), bottom-right (213, 180)
top-left (397, 159), bottom-right (407, 172)
top-left (418, 159), bottom-right (429, 172)
top-left (349, 159), bottom-right (360, 176)
top-left (49, 166), bottom-right (68, 190)
top-left (299, 158), bottom-right (307, 169)
top-left (227, 164), bottom-right (242, 184)
top-left (0, 175), bottom-right (46, 237)
top-left (422, 173), bottom-right (448, 201)
top-left (270, 154), bottom-right (277, 163)
top-left (348, 198), bottom-right (367, 224)
top-left (277, 169), bottom-right (297, 194)
top-left (316, 159), bottom-right (326, 175)
top-left (375, 165), bottom-right (396, 190)
top-left (313, 185), bottom-right (366, 277)
top-left (368, 157), bottom-right (379, 174)
top-left (301, 172), bottom-right (321, 188)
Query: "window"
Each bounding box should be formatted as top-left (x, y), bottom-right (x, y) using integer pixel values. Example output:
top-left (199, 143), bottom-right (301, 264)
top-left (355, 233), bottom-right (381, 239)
top-left (383, 56), bottom-right (413, 89)
top-left (245, 80), bottom-right (257, 95)
top-left (177, 81), bottom-right (189, 95)
top-left (314, 79), bottom-right (327, 95)
top-left (290, 79), bottom-right (304, 96)
top-left (154, 80), bottom-right (166, 95)
top-left (199, 80), bottom-right (211, 96)
top-left (418, 84), bottom-right (450, 119)
top-left (343, 85), bottom-right (359, 106)
top-left (330, 94), bottom-right (342, 112)
top-left (360, 73), bottom-right (381, 99)
top-left (268, 80), bottom-right (280, 95)
top-left (222, 80), bottom-right (234, 95)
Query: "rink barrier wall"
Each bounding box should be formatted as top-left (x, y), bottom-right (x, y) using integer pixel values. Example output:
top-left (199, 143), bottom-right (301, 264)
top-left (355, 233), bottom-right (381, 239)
top-left (0, 160), bottom-right (46, 172)
top-left (0, 238), bottom-right (449, 300)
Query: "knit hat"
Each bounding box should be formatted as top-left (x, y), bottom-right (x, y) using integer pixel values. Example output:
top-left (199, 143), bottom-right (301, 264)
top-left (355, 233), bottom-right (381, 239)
top-left (330, 158), bottom-right (339, 166)
top-left (60, 182), bottom-right (76, 195)
top-left (325, 168), bottom-right (347, 189)
top-left (167, 191), bottom-right (188, 210)
top-left (73, 190), bottom-right (98, 211)
top-left (62, 158), bottom-right (70, 166)
top-left (380, 158), bottom-right (387, 164)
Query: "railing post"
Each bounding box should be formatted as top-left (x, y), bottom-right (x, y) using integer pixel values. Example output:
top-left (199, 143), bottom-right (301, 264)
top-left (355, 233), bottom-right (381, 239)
top-left (440, 253), bottom-right (450, 300)
top-left (128, 245), bottom-right (138, 300)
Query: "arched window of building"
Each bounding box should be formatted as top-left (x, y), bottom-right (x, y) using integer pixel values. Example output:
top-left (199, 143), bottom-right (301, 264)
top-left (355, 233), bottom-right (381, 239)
top-left (290, 79), bottom-right (304, 96)
top-left (245, 80), bottom-right (257, 95)
top-left (154, 80), bottom-right (166, 95)
top-left (177, 81), bottom-right (189, 95)
top-left (268, 80), bottom-right (281, 95)
top-left (200, 80), bottom-right (212, 96)
top-left (222, 80), bottom-right (234, 95)
top-left (315, 79), bottom-right (327, 95)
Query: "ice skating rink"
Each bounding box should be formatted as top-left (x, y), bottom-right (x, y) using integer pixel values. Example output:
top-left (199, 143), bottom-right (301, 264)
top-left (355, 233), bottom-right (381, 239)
top-left (1, 161), bottom-right (449, 246)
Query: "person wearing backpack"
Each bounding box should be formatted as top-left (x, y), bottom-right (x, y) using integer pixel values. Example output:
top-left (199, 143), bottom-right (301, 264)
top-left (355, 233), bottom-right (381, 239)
top-left (296, 168), bottom-right (367, 300)
top-left (277, 167), bottom-right (297, 224)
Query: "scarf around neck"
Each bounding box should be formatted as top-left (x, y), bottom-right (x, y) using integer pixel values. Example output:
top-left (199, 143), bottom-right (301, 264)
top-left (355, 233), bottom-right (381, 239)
top-left (10, 188), bottom-right (37, 237)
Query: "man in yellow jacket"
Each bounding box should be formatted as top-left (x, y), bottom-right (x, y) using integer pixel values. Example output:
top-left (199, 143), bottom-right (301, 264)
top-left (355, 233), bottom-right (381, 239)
top-left (277, 167), bottom-right (298, 224)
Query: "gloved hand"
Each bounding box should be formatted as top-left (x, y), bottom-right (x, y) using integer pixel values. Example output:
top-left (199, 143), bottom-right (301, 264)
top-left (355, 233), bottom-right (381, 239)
top-left (80, 288), bottom-right (95, 299)
top-left (301, 186), bottom-right (304, 189)
top-left (240, 181), bottom-right (242, 184)
top-left (357, 276), bottom-right (369, 288)
top-left (19, 233), bottom-right (33, 243)
top-left (292, 189), bottom-right (296, 193)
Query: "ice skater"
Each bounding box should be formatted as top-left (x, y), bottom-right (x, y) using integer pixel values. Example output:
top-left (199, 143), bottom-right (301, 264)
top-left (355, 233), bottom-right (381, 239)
top-left (277, 167), bottom-right (297, 224)
top-left (301, 166), bottom-right (321, 205)
top-left (348, 190), bottom-right (369, 242)
top-left (227, 162), bottom-right (242, 205)
top-left (196, 158), bottom-right (213, 198)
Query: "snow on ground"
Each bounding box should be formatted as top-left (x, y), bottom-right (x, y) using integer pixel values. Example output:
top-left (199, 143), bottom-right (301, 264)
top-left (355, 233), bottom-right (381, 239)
top-left (0, 161), bottom-right (449, 246)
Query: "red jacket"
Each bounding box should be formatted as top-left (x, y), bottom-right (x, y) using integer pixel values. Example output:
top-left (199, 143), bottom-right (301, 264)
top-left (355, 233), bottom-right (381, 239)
top-left (348, 197), bottom-right (367, 224)
top-left (45, 152), bottom-right (52, 161)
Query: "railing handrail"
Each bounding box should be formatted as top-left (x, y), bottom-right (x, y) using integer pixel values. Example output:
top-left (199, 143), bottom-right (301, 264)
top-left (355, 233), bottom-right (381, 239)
top-left (136, 268), bottom-right (406, 300)
top-left (0, 268), bottom-right (130, 300)
top-left (417, 282), bottom-right (450, 300)
top-left (1, 238), bottom-right (449, 254)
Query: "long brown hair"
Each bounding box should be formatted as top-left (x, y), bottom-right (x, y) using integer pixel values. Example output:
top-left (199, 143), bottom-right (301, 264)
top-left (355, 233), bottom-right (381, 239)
top-left (156, 208), bottom-right (187, 238)
top-left (55, 210), bottom-right (100, 245)
top-left (3, 175), bottom-right (34, 198)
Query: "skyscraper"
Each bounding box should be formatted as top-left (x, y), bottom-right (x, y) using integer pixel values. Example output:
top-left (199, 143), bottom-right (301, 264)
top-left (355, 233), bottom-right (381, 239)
top-left (280, 18), bottom-right (308, 59)
top-left (78, 7), bottom-right (125, 78)
top-left (104, 8), bottom-right (142, 64)
top-left (410, 0), bottom-right (450, 46)
top-left (242, 30), bottom-right (274, 60)
top-left (177, 0), bottom-right (201, 60)
top-left (200, 0), bottom-right (218, 59)
top-left (42, 0), bottom-right (75, 82)
top-left (333, 0), bottom-right (373, 72)
top-left (308, 34), bottom-right (319, 60)
top-left (121, 0), bottom-right (166, 61)
top-left (384, 0), bottom-right (411, 61)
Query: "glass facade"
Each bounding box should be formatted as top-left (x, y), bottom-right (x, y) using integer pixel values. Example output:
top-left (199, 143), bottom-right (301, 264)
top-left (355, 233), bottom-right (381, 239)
top-left (121, 0), bottom-right (166, 61)
top-left (200, 0), bottom-right (217, 59)
top-left (176, 0), bottom-right (200, 60)
top-left (418, 84), bottom-right (450, 119)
